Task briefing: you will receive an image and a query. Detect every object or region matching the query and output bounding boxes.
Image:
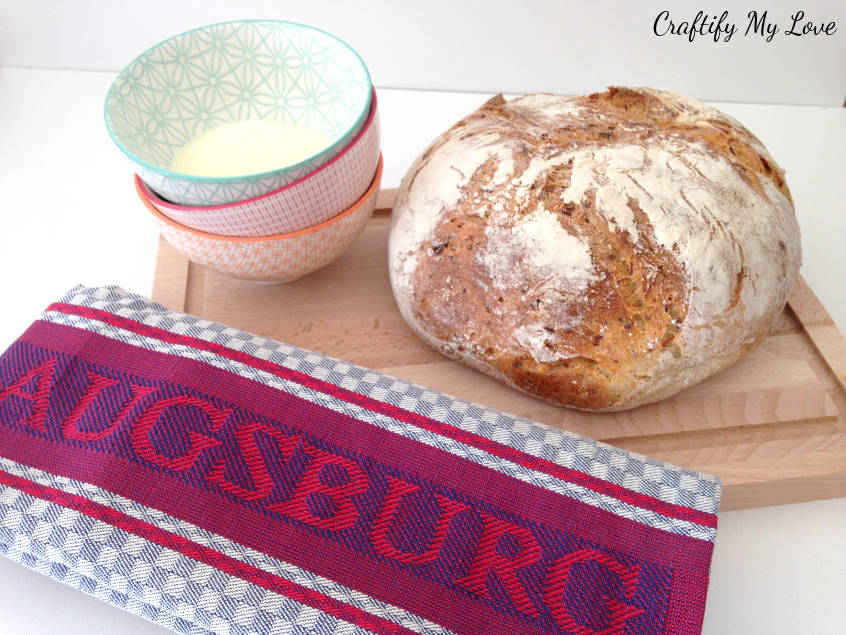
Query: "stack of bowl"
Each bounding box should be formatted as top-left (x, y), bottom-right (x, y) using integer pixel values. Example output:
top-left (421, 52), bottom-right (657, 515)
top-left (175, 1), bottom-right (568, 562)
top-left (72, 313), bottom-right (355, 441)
top-left (105, 20), bottom-right (382, 283)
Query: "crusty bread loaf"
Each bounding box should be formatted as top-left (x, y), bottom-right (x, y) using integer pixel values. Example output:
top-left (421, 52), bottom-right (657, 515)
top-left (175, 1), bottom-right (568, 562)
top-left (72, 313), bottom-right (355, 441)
top-left (388, 88), bottom-right (801, 411)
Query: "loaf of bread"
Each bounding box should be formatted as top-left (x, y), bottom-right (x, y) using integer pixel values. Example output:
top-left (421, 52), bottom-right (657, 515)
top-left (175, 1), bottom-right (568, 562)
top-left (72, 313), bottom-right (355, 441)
top-left (388, 88), bottom-right (801, 411)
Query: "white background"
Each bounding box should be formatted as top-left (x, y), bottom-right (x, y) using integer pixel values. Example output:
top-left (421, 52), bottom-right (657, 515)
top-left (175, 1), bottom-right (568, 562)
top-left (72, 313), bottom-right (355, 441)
top-left (2, 0), bottom-right (845, 106)
top-left (1, 2), bottom-right (845, 634)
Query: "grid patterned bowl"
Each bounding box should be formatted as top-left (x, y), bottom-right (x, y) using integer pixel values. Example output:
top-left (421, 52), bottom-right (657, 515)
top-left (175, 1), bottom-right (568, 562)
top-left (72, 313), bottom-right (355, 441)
top-left (139, 88), bottom-right (380, 237)
top-left (136, 155), bottom-right (383, 283)
top-left (106, 20), bottom-right (372, 206)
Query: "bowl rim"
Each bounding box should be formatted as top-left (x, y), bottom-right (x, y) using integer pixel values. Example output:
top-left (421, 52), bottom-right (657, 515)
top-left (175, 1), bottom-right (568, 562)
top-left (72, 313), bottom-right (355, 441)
top-left (136, 154), bottom-right (383, 243)
top-left (105, 19), bottom-right (372, 184)
top-left (144, 87), bottom-right (378, 213)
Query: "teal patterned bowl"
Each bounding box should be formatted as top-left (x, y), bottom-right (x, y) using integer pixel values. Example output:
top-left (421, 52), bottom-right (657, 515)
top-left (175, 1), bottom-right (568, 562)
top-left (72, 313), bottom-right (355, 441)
top-left (105, 20), bottom-right (371, 206)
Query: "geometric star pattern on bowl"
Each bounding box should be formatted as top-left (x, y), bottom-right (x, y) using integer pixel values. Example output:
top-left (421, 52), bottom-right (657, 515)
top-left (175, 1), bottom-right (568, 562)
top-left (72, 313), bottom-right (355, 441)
top-left (106, 20), bottom-right (371, 205)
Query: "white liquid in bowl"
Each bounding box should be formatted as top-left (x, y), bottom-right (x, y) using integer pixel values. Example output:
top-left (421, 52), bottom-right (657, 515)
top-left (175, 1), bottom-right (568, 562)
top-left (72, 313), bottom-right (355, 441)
top-left (170, 120), bottom-right (331, 177)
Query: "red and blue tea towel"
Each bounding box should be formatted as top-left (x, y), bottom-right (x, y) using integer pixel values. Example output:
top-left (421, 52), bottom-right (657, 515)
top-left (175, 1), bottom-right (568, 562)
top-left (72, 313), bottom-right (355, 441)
top-left (0, 286), bottom-right (720, 634)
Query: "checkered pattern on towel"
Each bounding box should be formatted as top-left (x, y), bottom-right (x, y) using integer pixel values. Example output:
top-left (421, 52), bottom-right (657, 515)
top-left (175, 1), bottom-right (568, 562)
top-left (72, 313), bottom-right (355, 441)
top-left (0, 286), bottom-right (720, 634)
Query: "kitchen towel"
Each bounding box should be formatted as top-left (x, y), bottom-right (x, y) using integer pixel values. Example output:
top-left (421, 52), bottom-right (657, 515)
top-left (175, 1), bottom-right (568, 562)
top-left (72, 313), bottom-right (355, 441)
top-left (0, 286), bottom-right (720, 634)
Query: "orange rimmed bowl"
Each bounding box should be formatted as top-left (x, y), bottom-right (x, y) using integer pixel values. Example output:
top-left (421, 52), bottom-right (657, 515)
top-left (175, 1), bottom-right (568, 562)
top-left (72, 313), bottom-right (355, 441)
top-left (136, 155), bottom-right (382, 283)
top-left (141, 87), bottom-right (381, 238)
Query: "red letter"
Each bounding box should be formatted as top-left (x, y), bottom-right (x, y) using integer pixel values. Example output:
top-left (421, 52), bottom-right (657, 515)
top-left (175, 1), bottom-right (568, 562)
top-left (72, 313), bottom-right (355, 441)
top-left (0, 357), bottom-right (57, 431)
top-left (208, 422), bottom-right (300, 500)
top-left (542, 549), bottom-right (642, 635)
top-left (130, 394), bottom-right (227, 471)
top-left (62, 373), bottom-right (155, 442)
top-left (270, 443), bottom-right (368, 531)
top-left (457, 511), bottom-right (542, 618)
top-left (371, 475), bottom-right (467, 565)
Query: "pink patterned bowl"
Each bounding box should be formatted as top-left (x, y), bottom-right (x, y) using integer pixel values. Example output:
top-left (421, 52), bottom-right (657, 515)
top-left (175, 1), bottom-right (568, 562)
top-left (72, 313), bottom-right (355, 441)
top-left (139, 87), bottom-right (380, 238)
top-left (136, 155), bottom-right (382, 283)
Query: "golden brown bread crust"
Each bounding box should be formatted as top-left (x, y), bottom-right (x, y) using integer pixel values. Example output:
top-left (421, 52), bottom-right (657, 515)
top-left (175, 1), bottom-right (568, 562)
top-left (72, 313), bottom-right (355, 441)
top-left (584, 87), bottom-right (791, 202)
top-left (389, 88), bottom-right (801, 411)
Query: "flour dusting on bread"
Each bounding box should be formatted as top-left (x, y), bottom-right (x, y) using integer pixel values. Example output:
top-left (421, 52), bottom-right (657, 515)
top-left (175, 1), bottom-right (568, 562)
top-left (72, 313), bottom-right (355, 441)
top-left (479, 208), bottom-right (595, 293)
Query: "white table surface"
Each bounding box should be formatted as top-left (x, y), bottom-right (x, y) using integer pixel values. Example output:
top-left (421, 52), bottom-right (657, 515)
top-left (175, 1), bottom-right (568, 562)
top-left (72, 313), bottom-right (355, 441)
top-left (0, 65), bottom-right (844, 634)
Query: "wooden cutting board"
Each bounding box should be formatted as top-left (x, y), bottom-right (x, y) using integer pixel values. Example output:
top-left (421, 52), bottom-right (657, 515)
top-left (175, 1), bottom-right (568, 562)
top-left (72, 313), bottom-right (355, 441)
top-left (151, 192), bottom-right (846, 512)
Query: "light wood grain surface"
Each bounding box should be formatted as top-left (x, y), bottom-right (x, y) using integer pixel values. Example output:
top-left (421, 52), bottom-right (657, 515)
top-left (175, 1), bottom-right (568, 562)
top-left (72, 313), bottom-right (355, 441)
top-left (152, 197), bottom-right (846, 513)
